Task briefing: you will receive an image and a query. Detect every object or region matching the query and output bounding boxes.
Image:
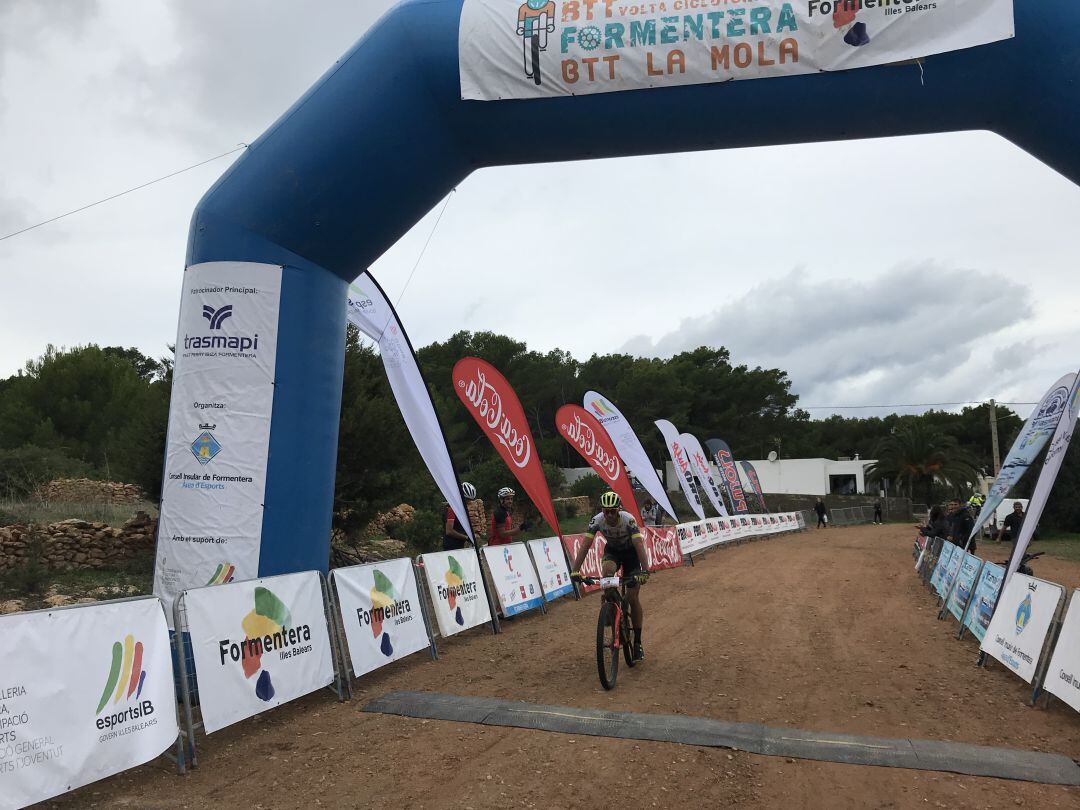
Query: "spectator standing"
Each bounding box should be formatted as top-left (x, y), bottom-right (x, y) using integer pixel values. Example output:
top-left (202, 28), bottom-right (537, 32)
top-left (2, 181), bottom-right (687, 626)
top-left (443, 482), bottom-right (477, 551)
top-left (947, 498), bottom-right (976, 552)
top-left (873, 500), bottom-right (883, 524)
top-left (1000, 501), bottom-right (1027, 551)
top-left (489, 486), bottom-right (525, 546)
top-left (814, 498), bottom-right (828, 529)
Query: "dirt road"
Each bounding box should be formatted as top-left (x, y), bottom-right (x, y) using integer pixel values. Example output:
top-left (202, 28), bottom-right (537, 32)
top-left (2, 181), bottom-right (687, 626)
top-left (44, 525), bottom-right (1080, 809)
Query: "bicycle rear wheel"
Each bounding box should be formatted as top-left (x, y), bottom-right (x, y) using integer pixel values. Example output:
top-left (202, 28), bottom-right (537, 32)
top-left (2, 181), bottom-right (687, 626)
top-left (596, 601), bottom-right (619, 690)
top-left (530, 34), bottom-right (541, 85)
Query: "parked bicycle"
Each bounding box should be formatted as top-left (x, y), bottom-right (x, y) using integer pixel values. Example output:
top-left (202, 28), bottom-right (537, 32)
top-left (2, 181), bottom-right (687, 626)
top-left (575, 573), bottom-right (648, 690)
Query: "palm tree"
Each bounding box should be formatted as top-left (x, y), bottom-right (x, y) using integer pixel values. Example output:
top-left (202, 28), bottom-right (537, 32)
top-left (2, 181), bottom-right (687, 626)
top-left (866, 423), bottom-right (979, 506)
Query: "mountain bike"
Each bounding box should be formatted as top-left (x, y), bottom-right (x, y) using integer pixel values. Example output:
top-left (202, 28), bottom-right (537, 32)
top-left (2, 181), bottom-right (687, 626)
top-left (577, 574), bottom-right (647, 690)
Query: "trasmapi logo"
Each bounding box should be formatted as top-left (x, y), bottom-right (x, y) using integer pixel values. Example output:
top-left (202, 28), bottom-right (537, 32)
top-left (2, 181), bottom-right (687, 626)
top-left (185, 301), bottom-right (260, 355)
top-left (218, 587), bottom-right (312, 702)
top-left (356, 568), bottom-right (412, 657)
top-left (96, 634), bottom-right (155, 731)
top-left (202, 304), bottom-right (233, 329)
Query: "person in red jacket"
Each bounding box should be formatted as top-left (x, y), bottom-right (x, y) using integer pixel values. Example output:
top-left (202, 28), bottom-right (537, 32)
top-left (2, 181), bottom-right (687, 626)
top-left (488, 486), bottom-right (524, 546)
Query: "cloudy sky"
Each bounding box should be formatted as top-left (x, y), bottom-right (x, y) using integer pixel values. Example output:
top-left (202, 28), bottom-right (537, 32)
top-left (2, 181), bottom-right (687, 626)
top-left (2, 1), bottom-right (1078, 419)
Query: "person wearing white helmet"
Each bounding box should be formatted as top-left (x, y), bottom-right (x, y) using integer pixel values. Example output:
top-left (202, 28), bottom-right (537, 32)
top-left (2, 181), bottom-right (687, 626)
top-left (489, 486), bottom-right (524, 546)
top-left (442, 481), bottom-right (477, 551)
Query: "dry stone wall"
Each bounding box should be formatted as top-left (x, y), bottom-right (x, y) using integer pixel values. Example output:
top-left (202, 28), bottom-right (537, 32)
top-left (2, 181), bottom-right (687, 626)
top-left (0, 513), bottom-right (157, 573)
top-left (37, 478), bottom-right (145, 505)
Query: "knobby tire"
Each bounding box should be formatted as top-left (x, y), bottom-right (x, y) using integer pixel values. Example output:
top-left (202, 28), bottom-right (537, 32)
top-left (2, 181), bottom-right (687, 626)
top-left (531, 34), bottom-right (541, 86)
top-left (596, 600), bottom-right (619, 690)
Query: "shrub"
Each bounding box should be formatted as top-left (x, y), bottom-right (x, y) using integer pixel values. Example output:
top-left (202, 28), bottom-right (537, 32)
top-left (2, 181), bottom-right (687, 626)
top-left (386, 508), bottom-right (444, 554)
top-left (568, 472), bottom-right (606, 504)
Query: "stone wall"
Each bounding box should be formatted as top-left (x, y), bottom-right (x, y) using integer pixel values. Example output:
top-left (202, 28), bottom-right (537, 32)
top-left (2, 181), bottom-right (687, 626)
top-left (0, 513), bottom-right (157, 573)
top-left (37, 478), bottom-right (145, 505)
top-left (553, 496), bottom-right (591, 517)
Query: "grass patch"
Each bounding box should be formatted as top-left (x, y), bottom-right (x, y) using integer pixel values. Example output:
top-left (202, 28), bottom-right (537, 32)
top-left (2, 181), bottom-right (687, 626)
top-left (0, 551), bottom-right (154, 606)
top-left (1026, 533), bottom-right (1080, 564)
top-left (0, 499), bottom-right (157, 527)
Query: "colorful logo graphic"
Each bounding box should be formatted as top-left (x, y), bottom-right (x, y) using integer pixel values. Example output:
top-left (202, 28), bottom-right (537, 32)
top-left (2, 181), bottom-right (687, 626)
top-left (96, 634), bottom-right (147, 714)
top-left (241, 587), bottom-right (292, 701)
top-left (515, 1), bottom-right (556, 85)
top-left (370, 569), bottom-right (398, 657)
top-left (191, 430), bottom-right (222, 464)
top-left (207, 562), bottom-right (235, 585)
top-left (543, 540), bottom-right (552, 562)
top-left (1015, 593), bottom-right (1032, 634)
top-left (503, 546), bottom-right (515, 572)
top-left (202, 303), bottom-right (234, 330)
top-left (445, 556), bottom-right (466, 626)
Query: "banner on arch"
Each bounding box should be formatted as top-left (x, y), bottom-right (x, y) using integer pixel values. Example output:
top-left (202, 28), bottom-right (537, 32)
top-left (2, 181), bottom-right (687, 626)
top-left (459, 0), bottom-right (1015, 101)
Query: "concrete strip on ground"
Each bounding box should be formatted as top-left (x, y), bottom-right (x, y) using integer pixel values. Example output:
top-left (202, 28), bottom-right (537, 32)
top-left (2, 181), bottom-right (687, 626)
top-left (363, 691), bottom-right (1080, 786)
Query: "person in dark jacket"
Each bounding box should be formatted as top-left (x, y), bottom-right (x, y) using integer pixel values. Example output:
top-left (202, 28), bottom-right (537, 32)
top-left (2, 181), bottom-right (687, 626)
top-left (947, 499), bottom-right (976, 552)
top-left (1000, 501), bottom-right (1027, 551)
top-left (918, 505), bottom-right (949, 540)
top-left (814, 498), bottom-right (828, 528)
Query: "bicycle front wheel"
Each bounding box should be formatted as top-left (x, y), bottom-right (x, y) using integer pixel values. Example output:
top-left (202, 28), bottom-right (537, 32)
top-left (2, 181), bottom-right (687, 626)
top-left (530, 34), bottom-right (541, 85)
top-left (596, 601), bottom-right (619, 690)
top-left (620, 609), bottom-right (637, 668)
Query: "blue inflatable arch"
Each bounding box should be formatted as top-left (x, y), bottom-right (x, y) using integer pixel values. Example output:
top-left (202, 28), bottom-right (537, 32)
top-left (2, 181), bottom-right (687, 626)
top-left (187, 0), bottom-right (1080, 576)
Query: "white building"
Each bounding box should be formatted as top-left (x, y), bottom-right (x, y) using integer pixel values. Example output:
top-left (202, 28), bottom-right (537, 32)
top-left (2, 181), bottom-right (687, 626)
top-left (666, 457), bottom-right (877, 497)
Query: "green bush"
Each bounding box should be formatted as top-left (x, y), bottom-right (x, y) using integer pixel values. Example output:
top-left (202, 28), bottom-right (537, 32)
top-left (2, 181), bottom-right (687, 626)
top-left (568, 472), bottom-right (606, 504)
top-left (0, 527), bottom-right (49, 596)
top-left (0, 445), bottom-right (93, 500)
top-left (386, 508), bottom-right (444, 554)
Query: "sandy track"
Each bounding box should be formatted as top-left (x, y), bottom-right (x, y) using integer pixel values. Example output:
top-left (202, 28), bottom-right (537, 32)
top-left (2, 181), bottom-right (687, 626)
top-left (42, 525), bottom-right (1080, 809)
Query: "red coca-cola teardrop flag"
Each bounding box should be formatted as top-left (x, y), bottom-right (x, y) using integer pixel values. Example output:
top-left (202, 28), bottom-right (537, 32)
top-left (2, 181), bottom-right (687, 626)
top-left (452, 357), bottom-right (561, 537)
top-left (555, 404), bottom-right (642, 525)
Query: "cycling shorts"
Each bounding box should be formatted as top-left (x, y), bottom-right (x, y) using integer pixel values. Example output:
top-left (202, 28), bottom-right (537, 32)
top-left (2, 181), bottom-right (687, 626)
top-left (603, 544), bottom-right (644, 581)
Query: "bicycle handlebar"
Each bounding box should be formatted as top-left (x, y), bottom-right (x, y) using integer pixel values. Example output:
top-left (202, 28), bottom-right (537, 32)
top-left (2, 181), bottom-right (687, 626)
top-left (575, 573), bottom-right (649, 587)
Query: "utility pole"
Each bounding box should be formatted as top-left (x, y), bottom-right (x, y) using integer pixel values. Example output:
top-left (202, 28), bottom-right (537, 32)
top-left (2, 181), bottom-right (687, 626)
top-left (989, 398), bottom-right (1001, 477)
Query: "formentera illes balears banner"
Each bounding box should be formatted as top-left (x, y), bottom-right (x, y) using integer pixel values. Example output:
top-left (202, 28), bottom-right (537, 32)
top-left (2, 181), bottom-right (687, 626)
top-left (453, 357), bottom-right (562, 537)
top-left (458, 0), bottom-right (1014, 101)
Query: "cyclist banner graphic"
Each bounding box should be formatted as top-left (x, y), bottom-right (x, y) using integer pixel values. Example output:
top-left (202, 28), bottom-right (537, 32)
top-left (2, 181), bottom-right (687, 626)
top-left (453, 357), bottom-right (562, 538)
top-left (556, 403), bottom-right (642, 524)
top-left (459, 0), bottom-right (1014, 101)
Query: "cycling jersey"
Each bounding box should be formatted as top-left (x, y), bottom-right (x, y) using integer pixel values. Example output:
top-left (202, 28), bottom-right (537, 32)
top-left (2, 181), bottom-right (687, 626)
top-left (586, 510), bottom-right (642, 551)
top-left (489, 505), bottom-right (514, 546)
top-left (518, 1), bottom-right (555, 36)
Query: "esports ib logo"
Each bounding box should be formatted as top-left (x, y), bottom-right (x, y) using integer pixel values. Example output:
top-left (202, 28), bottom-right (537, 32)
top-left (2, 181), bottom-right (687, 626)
top-left (202, 304), bottom-right (233, 330)
top-left (207, 562), bottom-right (235, 585)
top-left (96, 634), bottom-right (148, 714)
top-left (1015, 593), bottom-right (1033, 634)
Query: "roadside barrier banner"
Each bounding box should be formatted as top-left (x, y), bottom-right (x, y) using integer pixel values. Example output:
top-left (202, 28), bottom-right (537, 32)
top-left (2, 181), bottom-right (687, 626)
top-left (930, 542), bottom-right (956, 593)
top-left (642, 526), bottom-right (683, 572)
top-left (420, 550), bottom-right (492, 636)
top-left (527, 537), bottom-right (575, 601)
top-left (459, 0), bottom-right (1015, 102)
top-left (561, 532), bottom-right (605, 595)
top-left (482, 543), bottom-right (545, 617)
top-left (184, 571), bottom-right (334, 734)
top-left (675, 524), bottom-right (693, 557)
top-left (946, 552), bottom-right (984, 623)
top-left (703, 520), bottom-right (722, 548)
top-left (332, 558), bottom-right (430, 679)
top-left (964, 562), bottom-right (1005, 643)
top-left (937, 546), bottom-right (964, 599)
top-left (1045, 590), bottom-right (1080, 713)
top-left (980, 573), bottom-right (1065, 684)
top-left (716, 518), bottom-right (733, 544)
top-left (0, 598), bottom-right (178, 810)
top-left (682, 521), bottom-right (708, 554)
top-left (154, 261), bottom-right (284, 626)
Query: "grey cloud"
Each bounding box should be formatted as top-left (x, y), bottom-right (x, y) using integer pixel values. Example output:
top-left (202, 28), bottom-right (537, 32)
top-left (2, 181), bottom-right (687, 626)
top-left (623, 262), bottom-right (1034, 410)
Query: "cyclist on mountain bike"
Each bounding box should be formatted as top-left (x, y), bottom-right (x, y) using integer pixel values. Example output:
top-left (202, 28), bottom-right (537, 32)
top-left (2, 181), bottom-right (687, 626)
top-left (570, 491), bottom-right (650, 661)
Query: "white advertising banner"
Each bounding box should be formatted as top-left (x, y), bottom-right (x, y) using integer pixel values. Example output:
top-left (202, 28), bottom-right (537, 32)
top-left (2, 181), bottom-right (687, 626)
top-left (583, 391), bottom-right (676, 520)
top-left (656, 419), bottom-right (706, 521)
top-left (347, 273), bottom-right (473, 543)
top-left (1045, 591), bottom-right (1080, 714)
top-left (460, 0), bottom-right (1014, 101)
top-left (980, 573), bottom-right (1064, 684)
top-left (0, 599), bottom-right (178, 809)
top-left (183, 571), bottom-right (335, 734)
top-left (681, 433), bottom-right (729, 517)
top-left (702, 520), bottom-right (722, 548)
top-left (1005, 373), bottom-right (1080, 583)
top-left (420, 550), bottom-right (492, 636)
top-left (527, 537), bottom-right (575, 601)
top-left (482, 543), bottom-right (546, 617)
top-left (967, 372), bottom-right (1077, 547)
top-left (332, 558), bottom-right (431, 679)
top-left (154, 261), bottom-right (284, 625)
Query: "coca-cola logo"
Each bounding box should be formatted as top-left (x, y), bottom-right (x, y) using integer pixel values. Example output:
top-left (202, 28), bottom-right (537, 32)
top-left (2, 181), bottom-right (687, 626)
top-left (458, 368), bottom-right (531, 469)
top-left (561, 413), bottom-right (620, 481)
top-left (644, 528), bottom-right (680, 568)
